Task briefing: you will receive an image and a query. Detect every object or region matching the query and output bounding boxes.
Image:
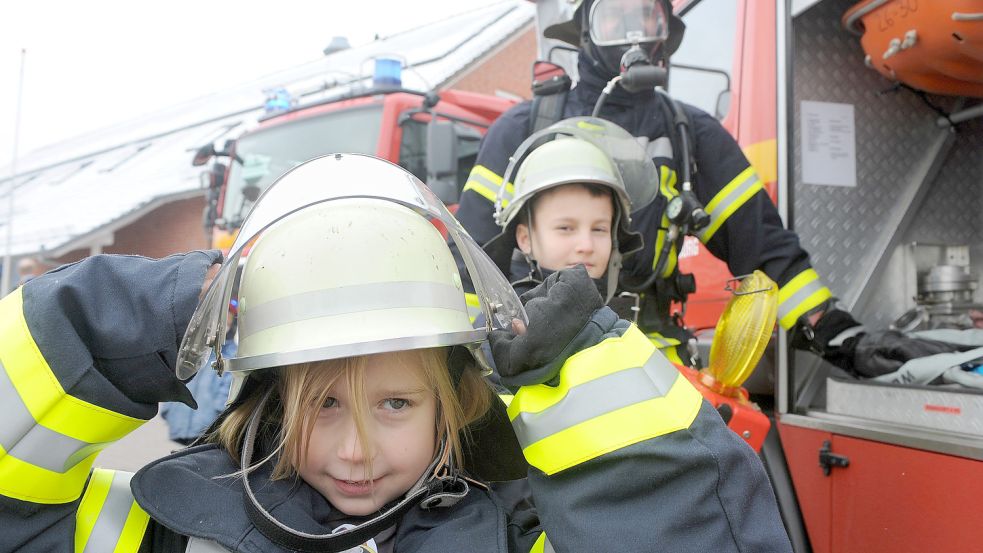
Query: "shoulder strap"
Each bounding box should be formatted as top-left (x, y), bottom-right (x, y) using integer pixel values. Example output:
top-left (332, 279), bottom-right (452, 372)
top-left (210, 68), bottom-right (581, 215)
top-left (654, 90), bottom-right (698, 178)
top-left (527, 61), bottom-right (572, 135)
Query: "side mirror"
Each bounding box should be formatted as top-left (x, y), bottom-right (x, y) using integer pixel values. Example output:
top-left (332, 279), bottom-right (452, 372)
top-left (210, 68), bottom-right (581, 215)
top-left (426, 119), bottom-right (459, 205)
top-left (201, 162), bottom-right (228, 232)
top-left (192, 143), bottom-right (217, 167)
top-left (715, 89), bottom-right (732, 120)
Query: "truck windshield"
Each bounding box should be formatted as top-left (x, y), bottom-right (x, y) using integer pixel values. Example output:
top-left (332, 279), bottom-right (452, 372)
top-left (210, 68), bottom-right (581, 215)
top-left (222, 106), bottom-right (383, 226)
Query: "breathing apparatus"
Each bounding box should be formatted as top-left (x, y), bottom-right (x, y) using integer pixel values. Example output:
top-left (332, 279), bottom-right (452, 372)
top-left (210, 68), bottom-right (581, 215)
top-left (177, 154), bottom-right (527, 553)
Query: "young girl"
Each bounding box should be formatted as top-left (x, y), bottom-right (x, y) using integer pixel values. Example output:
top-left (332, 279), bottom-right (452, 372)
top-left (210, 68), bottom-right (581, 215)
top-left (0, 154), bottom-right (791, 552)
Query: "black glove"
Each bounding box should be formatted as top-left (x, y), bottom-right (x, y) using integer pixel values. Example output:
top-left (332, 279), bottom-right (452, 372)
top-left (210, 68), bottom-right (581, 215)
top-left (791, 303), bottom-right (967, 378)
top-left (490, 265), bottom-right (604, 387)
top-left (846, 330), bottom-right (967, 378)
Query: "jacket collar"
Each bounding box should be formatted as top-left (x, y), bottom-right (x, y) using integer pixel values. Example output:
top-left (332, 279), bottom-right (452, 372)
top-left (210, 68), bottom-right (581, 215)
top-left (131, 444), bottom-right (508, 553)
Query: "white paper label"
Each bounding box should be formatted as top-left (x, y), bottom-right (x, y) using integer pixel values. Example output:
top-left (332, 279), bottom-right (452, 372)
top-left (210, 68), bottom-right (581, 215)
top-left (800, 100), bottom-right (857, 187)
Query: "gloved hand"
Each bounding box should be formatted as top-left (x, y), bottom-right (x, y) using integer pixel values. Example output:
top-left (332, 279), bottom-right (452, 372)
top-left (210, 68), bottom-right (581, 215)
top-left (489, 265), bottom-right (604, 387)
top-left (791, 303), bottom-right (967, 378)
top-left (847, 330), bottom-right (967, 378)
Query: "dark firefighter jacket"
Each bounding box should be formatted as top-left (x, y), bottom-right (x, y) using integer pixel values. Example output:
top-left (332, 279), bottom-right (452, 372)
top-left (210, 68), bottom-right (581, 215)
top-left (0, 252), bottom-right (791, 552)
top-left (457, 56), bottom-right (833, 359)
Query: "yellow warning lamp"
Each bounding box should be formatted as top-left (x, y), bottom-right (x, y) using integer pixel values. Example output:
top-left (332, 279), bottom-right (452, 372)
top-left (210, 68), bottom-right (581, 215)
top-left (705, 270), bottom-right (778, 393)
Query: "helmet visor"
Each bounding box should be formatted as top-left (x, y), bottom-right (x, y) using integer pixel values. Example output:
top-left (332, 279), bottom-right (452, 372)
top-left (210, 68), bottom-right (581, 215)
top-left (589, 0), bottom-right (669, 47)
top-left (497, 117), bottom-right (659, 225)
top-left (177, 154), bottom-right (526, 379)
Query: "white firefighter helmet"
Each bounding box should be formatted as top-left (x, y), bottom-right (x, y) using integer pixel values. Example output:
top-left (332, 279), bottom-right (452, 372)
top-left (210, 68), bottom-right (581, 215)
top-left (485, 117), bottom-right (652, 301)
top-left (177, 154), bottom-right (526, 386)
top-left (234, 198), bottom-right (476, 370)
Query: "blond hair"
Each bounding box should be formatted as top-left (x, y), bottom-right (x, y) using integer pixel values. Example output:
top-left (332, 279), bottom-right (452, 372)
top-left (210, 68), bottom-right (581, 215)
top-left (213, 348), bottom-right (493, 481)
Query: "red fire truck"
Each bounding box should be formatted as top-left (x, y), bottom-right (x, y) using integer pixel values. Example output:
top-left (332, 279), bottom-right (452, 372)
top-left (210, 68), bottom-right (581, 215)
top-left (192, 65), bottom-right (516, 253)
top-left (661, 1), bottom-right (983, 551)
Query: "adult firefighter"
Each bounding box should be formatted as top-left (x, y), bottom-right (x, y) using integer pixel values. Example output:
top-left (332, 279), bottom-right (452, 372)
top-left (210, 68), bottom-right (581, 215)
top-left (455, 0), bottom-right (934, 376)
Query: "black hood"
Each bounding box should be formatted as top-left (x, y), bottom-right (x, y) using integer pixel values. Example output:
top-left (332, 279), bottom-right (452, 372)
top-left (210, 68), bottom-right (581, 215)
top-left (573, 52), bottom-right (657, 110)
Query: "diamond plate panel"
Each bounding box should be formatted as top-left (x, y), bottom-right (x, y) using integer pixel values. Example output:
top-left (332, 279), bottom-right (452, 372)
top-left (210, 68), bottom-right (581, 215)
top-left (792, 0), bottom-right (983, 327)
top-left (827, 378), bottom-right (983, 437)
top-left (904, 117), bottom-right (983, 244)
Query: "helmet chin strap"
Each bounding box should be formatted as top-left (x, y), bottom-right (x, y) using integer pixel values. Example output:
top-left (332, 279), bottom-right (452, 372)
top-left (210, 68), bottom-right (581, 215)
top-left (239, 386), bottom-right (470, 553)
top-left (522, 204), bottom-right (547, 284)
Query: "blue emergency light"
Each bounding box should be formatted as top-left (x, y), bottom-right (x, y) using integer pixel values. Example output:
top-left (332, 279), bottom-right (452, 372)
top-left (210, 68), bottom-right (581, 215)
top-left (373, 57), bottom-right (402, 88)
top-left (264, 88), bottom-right (292, 114)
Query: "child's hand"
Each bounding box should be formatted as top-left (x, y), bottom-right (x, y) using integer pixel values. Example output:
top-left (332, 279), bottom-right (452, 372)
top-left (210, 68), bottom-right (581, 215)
top-left (490, 265), bottom-right (603, 387)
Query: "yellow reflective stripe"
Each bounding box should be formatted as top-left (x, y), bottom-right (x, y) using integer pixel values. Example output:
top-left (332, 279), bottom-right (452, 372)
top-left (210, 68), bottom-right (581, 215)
top-left (498, 393), bottom-right (515, 407)
top-left (508, 326), bottom-right (654, 416)
top-left (0, 288), bottom-right (144, 503)
top-left (462, 165), bottom-right (514, 206)
top-left (464, 293), bottom-right (481, 324)
top-left (651, 167), bottom-right (679, 277)
top-left (646, 331), bottom-right (681, 349)
top-left (114, 501), bottom-right (151, 553)
top-left (697, 167), bottom-right (764, 243)
top-left (661, 345), bottom-right (683, 365)
top-left (529, 532), bottom-right (555, 553)
top-left (509, 326), bottom-right (701, 474)
top-left (777, 269), bottom-right (832, 330)
top-left (76, 469), bottom-right (149, 553)
top-left (76, 469), bottom-right (113, 552)
top-left (743, 139), bottom-right (778, 184)
top-left (659, 165), bottom-right (678, 199)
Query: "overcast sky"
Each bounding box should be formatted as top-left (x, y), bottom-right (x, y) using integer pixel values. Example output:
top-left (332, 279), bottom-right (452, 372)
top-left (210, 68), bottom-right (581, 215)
top-left (0, 0), bottom-right (507, 171)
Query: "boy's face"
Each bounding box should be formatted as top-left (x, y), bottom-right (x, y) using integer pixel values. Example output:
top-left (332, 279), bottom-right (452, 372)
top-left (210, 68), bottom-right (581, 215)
top-left (298, 352), bottom-right (437, 516)
top-left (516, 184), bottom-right (614, 279)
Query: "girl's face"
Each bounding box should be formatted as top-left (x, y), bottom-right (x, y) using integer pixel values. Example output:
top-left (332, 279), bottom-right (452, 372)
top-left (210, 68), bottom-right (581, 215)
top-left (298, 352), bottom-right (438, 516)
top-left (516, 184), bottom-right (614, 279)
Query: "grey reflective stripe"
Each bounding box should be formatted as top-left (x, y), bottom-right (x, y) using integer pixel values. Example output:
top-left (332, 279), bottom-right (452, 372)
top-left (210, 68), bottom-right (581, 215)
top-left (186, 537), bottom-right (232, 553)
top-left (645, 136), bottom-right (673, 160)
top-left (83, 471), bottom-right (135, 553)
top-left (240, 281), bottom-right (468, 339)
top-left (544, 535), bottom-right (556, 553)
top-left (777, 278), bottom-right (827, 320)
top-left (0, 360), bottom-right (105, 473)
top-left (470, 168), bottom-right (508, 199)
top-left (697, 173), bottom-right (761, 241)
top-left (511, 352), bottom-right (680, 447)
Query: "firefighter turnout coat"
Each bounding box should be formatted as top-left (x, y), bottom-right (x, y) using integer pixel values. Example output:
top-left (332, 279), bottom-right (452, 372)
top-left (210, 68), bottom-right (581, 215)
top-left (0, 252), bottom-right (791, 552)
top-left (456, 57), bottom-right (832, 359)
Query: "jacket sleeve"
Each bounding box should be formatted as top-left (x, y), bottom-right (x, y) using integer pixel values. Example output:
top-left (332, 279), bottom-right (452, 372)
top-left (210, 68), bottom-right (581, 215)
top-left (456, 101), bottom-right (533, 248)
top-left (688, 108), bottom-right (831, 330)
top-left (0, 250), bottom-right (220, 551)
top-left (508, 308), bottom-right (792, 553)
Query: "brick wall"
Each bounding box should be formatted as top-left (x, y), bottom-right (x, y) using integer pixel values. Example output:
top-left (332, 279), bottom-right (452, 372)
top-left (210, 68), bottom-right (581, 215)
top-left (445, 24), bottom-right (537, 100)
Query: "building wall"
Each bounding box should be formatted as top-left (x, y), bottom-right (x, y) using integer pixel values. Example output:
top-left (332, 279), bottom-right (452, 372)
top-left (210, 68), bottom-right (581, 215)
top-left (52, 195), bottom-right (208, 265)
top-left (446, 24), bottom-right (537, 100)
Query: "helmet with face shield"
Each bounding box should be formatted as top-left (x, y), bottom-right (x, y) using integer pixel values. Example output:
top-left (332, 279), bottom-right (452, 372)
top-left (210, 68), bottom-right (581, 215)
top-left (485, 117), bottom-right (655, 302)
top-left (542, 0), bottom-right (685, 78)
top-left (176, 153), bottom-right (527, 552)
